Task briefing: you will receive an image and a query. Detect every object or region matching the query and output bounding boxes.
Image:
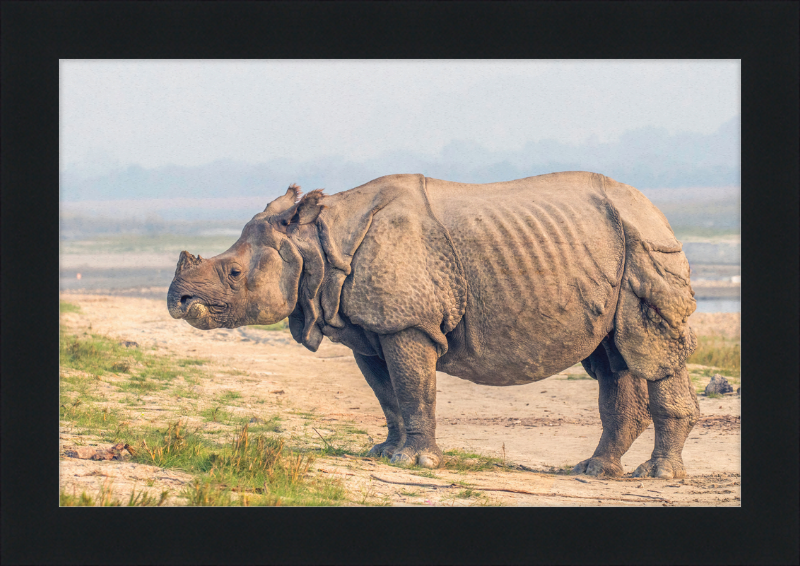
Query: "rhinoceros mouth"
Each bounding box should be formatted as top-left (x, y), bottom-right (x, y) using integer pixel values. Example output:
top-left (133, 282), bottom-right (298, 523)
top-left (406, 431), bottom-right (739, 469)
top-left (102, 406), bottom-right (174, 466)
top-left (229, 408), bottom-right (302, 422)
top-left (167, 280), bottom-right (236, 328)
top-left (168, 294), bottom-right (204, 320)
top-left (181, 299), bottom-right (236, 330)
top-left (184, 301), bottom-right (210, 320)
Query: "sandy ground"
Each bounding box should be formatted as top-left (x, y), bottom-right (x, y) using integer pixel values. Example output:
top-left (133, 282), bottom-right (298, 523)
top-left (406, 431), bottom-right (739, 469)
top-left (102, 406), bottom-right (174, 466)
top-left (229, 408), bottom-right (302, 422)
top-left (59, 291), bottom-right (741, 506)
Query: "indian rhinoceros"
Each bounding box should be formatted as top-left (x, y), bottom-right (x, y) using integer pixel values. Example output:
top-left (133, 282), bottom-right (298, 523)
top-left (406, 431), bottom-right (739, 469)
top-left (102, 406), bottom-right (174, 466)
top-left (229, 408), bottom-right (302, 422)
top-left (167, 172), bottom-right (699, 478)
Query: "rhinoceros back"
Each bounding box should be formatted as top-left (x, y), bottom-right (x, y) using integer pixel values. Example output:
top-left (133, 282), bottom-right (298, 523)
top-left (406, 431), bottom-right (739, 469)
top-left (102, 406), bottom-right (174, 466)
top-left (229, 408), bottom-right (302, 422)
top-left (425, 172), bottom-right (626, 384)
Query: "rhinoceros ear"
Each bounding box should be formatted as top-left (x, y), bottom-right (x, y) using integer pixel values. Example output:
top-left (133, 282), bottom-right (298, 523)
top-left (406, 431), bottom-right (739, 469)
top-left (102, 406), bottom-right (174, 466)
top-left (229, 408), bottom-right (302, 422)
top-left (271, 189), bottom-right (326, 232)
top-left (291, 189), bottom-right (326, 225)
top-left (264, 184), bottom-right (302, 216)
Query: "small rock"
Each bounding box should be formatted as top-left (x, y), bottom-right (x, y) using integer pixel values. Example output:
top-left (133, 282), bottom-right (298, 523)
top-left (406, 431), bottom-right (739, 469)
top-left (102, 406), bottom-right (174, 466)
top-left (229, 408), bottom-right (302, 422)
top-left (64, 446), bottom-right (100, 459)
top-left (705, 374), bottom-right (734, 395)
top-left (64, 442), bottom-right (131, 461)
top-left (119, 341), bottom-right (139, 348)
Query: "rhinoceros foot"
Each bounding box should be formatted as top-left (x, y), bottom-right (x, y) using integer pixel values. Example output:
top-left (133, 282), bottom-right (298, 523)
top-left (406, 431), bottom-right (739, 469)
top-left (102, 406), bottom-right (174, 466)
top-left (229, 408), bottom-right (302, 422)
top-left (572, 456), bottom-right (624, 477)
top-left (632, 457), bottom-right (686, 479)
top-left (367, 440), bottom-right (400, 459)
top-left (389, 441), bottom-right (443, 469)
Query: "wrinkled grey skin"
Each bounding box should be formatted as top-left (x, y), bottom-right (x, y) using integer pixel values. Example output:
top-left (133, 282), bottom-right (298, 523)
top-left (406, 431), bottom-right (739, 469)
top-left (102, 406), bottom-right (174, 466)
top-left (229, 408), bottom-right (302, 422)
top-left (168, 172), bottom-right (699, 477)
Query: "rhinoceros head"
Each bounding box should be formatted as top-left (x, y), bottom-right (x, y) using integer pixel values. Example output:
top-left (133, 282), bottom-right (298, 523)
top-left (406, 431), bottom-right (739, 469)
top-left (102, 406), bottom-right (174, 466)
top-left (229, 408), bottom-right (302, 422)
top-left (167, 184), bottom-right (325, 331)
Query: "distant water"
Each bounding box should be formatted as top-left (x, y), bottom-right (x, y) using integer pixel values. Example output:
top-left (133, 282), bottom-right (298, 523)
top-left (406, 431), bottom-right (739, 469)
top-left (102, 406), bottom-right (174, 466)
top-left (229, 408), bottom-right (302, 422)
top-left (61, 267), bottom-right (743, 315)
top-left (695, 299), bottom-right (740, 313)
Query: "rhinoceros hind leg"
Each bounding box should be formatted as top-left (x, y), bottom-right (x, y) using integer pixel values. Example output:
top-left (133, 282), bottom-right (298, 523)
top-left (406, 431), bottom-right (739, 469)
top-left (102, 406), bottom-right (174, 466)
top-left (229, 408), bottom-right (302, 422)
top-left (379, 328), bottom-right (443, 469)
top-left (353, 352), bottom-right (406, 458)
top-left (574, 338), bottom-right (651, 477)
top-left (631, 366), bottom-right (699, 479)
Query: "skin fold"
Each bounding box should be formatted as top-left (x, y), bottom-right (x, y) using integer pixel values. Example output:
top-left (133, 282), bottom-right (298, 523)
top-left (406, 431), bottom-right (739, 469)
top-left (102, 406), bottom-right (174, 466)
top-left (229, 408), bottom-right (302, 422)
top-left (168, 172), bottom-right (699, 476)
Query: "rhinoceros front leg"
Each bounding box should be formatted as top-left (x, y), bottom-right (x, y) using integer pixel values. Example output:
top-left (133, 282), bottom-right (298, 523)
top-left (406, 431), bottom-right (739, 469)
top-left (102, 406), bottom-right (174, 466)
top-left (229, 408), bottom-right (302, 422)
top-left (353, 352), bottom-right (406, 458)
top-left (574, 340), bottom-right (652, 477)
top-left (632, 366), bottom-right (699, 479)
top-left (378, 327), bottom-right (442, 469)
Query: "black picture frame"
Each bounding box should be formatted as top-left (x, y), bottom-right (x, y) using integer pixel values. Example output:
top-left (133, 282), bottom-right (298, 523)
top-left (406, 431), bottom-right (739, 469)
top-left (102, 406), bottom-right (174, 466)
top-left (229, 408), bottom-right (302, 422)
top-left (2, 2), bottom-right (797, 564)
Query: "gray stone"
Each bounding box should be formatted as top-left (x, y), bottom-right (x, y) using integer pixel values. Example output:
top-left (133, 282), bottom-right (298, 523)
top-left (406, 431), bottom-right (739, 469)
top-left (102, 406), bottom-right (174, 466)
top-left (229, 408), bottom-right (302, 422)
top-left (705, 374), bottom-right (734, 395)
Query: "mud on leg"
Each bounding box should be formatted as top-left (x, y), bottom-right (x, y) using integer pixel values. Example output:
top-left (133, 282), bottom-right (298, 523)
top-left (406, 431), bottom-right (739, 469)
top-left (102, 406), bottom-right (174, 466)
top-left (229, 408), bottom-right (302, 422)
top-left (353, 352), bottom-right (406, 458)
top-left (379, 327), bottom-right (442, 468)
top-left (632, 365), bottom-right (699, 479)
top-left (574, 337), bottom-right (652, 477)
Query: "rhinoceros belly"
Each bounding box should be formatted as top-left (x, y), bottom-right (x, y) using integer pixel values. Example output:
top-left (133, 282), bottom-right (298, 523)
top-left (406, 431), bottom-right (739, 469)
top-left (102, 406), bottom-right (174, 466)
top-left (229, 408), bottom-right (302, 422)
top-left (426, 173), bottom-right (625, 385)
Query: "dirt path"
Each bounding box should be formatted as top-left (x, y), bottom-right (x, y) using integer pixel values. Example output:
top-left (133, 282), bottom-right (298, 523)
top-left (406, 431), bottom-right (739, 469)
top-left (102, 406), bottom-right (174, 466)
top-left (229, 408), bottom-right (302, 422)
top-left (59, 291), bottom-right (741, 506)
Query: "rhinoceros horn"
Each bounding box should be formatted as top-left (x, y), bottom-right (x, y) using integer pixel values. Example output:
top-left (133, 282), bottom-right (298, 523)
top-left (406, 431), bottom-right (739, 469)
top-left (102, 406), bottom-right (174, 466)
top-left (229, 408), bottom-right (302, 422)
top-left (175, 250), bottom-right (204, 275)
top-left (264, 184), bottom-right (302, 216)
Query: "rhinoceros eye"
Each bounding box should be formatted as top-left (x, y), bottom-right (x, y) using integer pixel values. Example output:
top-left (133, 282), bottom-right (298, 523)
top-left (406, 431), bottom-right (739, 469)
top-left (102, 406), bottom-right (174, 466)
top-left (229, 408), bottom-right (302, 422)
top-left (230, 267), bottom-right (241, 278)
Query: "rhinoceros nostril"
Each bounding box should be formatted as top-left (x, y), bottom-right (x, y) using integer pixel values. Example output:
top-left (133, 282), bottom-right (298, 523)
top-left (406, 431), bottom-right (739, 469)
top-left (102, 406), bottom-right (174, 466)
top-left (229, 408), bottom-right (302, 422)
top-left (180, 295), bottom-right (193, 305)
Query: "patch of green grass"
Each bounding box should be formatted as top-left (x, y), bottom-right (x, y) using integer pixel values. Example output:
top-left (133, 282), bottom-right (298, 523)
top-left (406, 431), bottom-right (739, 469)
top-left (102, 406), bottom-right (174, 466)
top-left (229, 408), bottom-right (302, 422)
top-left (60, 491), bottom-right (96, 506)
top-left (219, 390), bottom-right (242, 403)
top-left (705, 392), bottom-right (723, 399)
top-left (173, 386), bottom-right (200, 399)
top-left (59, 484), bottom-right (169, 507)
top-left (293, 411), bottom-right (317, 420)
top-left (60, 331), bottom-right (136, 377)
top-left (309, 426), bottom-right (367, 457)
top-left (455, 488), bottom-right (481, 499)
top-left (117, 375), bottom-right (163, 394)
top-left (59, 331), bottom-right (209, 400)
top-left (180, 477), bottom-right (236, 506)
top-left (339, 425), bottom-right (368, 436)
top-left (356, 480), bottom-right (391, 506)
top-left (60, 331), bottom-right (202, 379)
top-left (59, 301), bottom-right (82, 314)
top-left (692, 367), bottom-right (722, 377)
top-left (140, 366), bottom-right (185, 382)
top-left (59, 399), bottom-right (121, 435)
top-left (688, 336), bottom-right (740, 377)
top-left (219, 368), bottom-right (248, 377)
top-left (475, 494), bottom-right (507, 507)
top-left (129, 421), bottom-right (215, 472)
top-left (57, 326), bottom-right (360, 506)
top-left (124, 421), bottom-right (346, 506)
top-left (247, 416), bottom-right (282, 434)
top-left (567, 374), bottom-right (593, 380)
top-left (248, 320), bottom-right (289, 332)
top-left (60, 373), bottom-right (101, 400)
top-left (200, 406), bottom-right (234, 423)
top-left (411, 469), bottom-right (439, 479)
top-left (442, 449), bottom-right (503, 472)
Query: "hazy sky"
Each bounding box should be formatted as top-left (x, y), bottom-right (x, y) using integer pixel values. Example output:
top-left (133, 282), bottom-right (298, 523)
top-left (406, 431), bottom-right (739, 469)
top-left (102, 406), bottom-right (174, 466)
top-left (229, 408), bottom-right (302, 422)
top-left (61, 60), bottom-right (739, 175)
